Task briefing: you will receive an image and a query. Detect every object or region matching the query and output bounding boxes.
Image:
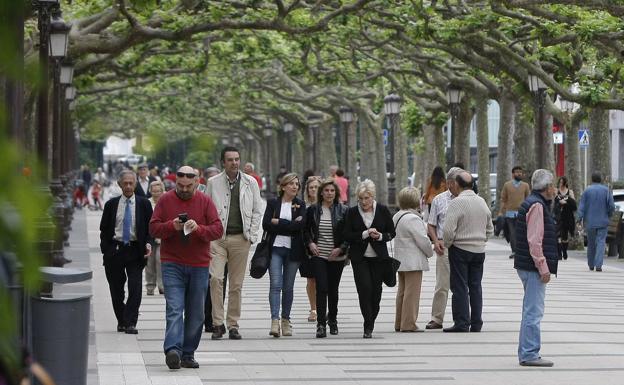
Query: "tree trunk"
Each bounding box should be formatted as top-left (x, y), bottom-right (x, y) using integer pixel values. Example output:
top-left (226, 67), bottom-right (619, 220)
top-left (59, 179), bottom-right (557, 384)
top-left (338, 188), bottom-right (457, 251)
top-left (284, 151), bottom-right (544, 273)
top-left (588, 108), bottom-right (611, 182)
top-left (455, 100), bottom-right (472, 170)
top-left (514, 101), bottom-right (536, 179)
top-left (318, 122), bottom-right (338, 177)
top-left (395, 119), bottom-right (408, 192)
top-left (543, 113), bottom-right (555, 173)
top-left (564, 119), bottom-right (582, 195)
top-left (303, 126), bottom-right (314, 173)
top-left (476, 98), bottom-right (491, 207)
top-left (345, 120), bottom-right (357, 204)
top-left (434, 124), bottom-right (446, 170)
top-left (496, 89), bottom-right (515, 214)
top-left (292, 129), bottom-right (304, 175)
top-left (423, 124), bottom-right (436, 188)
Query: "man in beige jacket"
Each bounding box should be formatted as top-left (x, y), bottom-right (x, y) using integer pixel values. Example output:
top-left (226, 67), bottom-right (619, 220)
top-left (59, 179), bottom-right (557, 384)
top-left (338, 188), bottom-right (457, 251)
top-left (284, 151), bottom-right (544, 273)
top-left (206, 146), bottom-right (263, 340)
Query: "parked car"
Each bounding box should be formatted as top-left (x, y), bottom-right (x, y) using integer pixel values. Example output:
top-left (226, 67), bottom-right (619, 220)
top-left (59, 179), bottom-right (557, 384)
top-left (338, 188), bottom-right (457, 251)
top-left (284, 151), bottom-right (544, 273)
top-left (608, 189), bottom-right (624, 257)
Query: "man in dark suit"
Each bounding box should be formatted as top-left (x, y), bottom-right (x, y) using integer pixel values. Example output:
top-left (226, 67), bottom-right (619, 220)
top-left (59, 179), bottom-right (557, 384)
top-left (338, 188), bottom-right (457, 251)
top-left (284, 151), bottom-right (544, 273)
top-left (135, 163), bottom-right (157, 198)
top-left (100, 170), bottom-right (153, 334)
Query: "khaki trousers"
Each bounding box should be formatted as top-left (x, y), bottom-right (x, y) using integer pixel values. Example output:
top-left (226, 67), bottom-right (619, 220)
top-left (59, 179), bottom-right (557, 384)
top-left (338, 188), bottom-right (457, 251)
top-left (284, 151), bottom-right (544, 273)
top-left (145, 244), bottom-right (163, 292)
top-left (395, 271), bottom-right (423, 331)
top-left (431, 250), bottom-right (450, 324)
top-left (209, 234), bottom-right (251, 329)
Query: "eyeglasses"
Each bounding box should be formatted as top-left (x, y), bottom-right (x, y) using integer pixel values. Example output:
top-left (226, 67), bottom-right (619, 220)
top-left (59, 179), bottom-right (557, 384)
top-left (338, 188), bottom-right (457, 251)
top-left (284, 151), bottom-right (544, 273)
top-left (176, 172), bottom-right (196, 178)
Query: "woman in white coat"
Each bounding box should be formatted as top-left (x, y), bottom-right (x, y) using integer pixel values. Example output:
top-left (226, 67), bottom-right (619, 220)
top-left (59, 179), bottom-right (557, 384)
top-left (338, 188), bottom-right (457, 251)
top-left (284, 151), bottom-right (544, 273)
top-left (392, 187), bottom-right (433, 332)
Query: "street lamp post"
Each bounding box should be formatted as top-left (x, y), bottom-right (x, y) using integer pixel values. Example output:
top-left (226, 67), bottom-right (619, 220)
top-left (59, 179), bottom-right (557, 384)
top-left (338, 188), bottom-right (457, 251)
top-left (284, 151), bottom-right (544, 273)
top-left (264, 123), bottom-right (273, 196)
top-left (339, 106), bottom-right (354, 203)
top-left (446, 84), bottom-right (463, 167)
top-left (384, 93), bottom-right (401, 208)
top-left (283, 122), bottom-right (294, 172)
top-left (308, 115), bottom-right (320, 173)
top-left (528, 74), bottom-right (548, 169)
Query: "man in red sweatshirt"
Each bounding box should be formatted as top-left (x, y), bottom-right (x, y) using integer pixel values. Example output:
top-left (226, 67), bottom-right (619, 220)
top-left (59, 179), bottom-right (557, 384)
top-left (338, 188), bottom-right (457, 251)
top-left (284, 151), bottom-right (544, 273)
top-left (150, 166), bottom-right (223, 370)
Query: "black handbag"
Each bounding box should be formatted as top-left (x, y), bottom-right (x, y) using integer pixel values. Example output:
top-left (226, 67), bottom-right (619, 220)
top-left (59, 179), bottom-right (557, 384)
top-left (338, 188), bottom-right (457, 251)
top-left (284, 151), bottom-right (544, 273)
top-left (250, 231), bottom-right (270, 279)
top-left (382, 212), bottom-right (407, 287)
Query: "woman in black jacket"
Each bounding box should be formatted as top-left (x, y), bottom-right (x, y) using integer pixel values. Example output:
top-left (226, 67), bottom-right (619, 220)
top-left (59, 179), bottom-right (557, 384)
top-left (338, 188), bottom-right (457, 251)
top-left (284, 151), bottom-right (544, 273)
top-left (304, 178), bottom-right (349, 338)
top-left (342, 179), bottom-right (396, 338)
top-left (553, 176), bottom-right (577, 260)
top-left (262, 173), bottom-right (307, 338)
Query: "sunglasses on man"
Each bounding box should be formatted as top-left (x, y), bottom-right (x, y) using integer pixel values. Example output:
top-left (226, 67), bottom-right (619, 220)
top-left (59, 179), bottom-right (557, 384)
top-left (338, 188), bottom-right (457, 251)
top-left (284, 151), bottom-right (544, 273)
top-left (176, 172), bottom-right (197, 178)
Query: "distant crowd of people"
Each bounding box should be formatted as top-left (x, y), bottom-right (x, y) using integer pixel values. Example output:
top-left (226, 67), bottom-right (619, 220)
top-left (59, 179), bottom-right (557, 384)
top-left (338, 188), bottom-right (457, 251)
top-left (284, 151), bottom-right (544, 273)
top-left (95, 148), bottom-right (617, 371)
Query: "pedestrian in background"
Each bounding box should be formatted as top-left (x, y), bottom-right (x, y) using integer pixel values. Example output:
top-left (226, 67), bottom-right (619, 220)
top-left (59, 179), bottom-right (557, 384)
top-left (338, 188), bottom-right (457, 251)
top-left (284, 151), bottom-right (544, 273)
top-left (443, 171), bottom-right (493, 333)
top-left (425, 167), bottom-right (462, 330)
top-left (499, 166), bottom-right (531, 259)
top-left (206, 147), bottom-right (263, 340)
top-left (577, 172), bottom-right (615, 271)
top-left (146, 180), bottom-right (165, 296)
top-left (300, 176), bottom-right (322, 322)
top-left (421, 166), bottom-right (446, 222)
top-left (150, 166), bottom-right (223, 369)
top-left (202, 165), bottom-right (222, 333)
top-left (334, 168), bottom-right (349, 204)
top-left (393, 187), bottom-right (433, 332)
top-left (514, 169), bottom-right (558, 367)
top-left (99, 170), bottom-right (153, 335)
top-left (304, 179), bottom-right (348, 338)
top-left (342, 179), bottom-right (395, 338)
top-left (263, 173), bottom-right (307, 337)
top-left (553, 176), bottom-right (577, 260)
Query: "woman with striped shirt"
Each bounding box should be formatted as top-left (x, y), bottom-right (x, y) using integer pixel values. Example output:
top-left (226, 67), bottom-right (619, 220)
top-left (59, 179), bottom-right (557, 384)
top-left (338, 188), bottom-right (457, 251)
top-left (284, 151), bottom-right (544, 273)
top-left (304, 179), bottom-right (349, 338)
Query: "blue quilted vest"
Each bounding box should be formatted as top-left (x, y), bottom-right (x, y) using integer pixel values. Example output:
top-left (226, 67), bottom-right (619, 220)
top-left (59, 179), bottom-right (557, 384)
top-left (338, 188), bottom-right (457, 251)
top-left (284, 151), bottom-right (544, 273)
top-left (514, 191), bottom-right (558, 275)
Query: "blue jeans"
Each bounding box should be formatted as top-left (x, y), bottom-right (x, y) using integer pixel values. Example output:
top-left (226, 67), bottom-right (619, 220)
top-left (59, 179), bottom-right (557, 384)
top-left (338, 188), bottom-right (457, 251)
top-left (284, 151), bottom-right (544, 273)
top-left (269, 247), bottom-right (300, 320)
top-left (517, 269), bottom-right (546, 363)
top-left (586, 227), bottom-right (608, 269)
top-left (162, 262), bottom-right (209, 359)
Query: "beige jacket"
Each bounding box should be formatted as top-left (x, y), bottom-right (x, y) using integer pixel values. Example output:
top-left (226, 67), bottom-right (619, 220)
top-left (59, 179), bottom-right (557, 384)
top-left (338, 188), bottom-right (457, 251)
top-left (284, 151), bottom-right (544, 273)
top-left (392, 210), bottom-right (433, 271)
top-left (205, 171), bottom-right (263, 243)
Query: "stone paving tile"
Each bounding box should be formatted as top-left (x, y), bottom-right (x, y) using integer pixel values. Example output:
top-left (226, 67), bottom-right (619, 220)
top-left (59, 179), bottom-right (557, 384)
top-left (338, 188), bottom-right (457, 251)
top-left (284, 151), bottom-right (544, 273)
top-left (72, 208), bottom-right (624, 385)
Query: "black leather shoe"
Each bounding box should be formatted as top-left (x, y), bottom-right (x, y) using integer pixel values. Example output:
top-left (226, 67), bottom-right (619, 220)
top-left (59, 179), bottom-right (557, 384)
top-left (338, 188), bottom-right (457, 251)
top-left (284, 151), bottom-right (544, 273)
top-left (316, 325), bottom-right (327, 338)
top-left (363, 330), bottom-right (373, 339)
top-left (328, 320), bottom-right (338, 335)
top-left (228, 328), bottom-right (242, 340)
top-left (165, 350), bottom-right (181, 370)
top-left (425, 321), bottom-right (442, 330)
top-left (205, 325), bottom-right (214, 333)
top-left (181, 357), bottom-right (199, 368)
top-left (596, 267), bottom-right (603, 272)
top-left (470, 327), bottom-right (482, 333)
top-left (125, 325), bottom-right (138, 334)
top-left (443, 325), bottom-right (469, 333)
top-left (117, 324), bottom-right (126, 332)
top-left (211, 324), bottom-right (226, 340)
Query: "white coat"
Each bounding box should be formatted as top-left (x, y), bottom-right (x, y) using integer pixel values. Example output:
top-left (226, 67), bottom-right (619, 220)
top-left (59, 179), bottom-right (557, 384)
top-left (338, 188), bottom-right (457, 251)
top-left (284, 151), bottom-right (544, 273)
top-left (392, 209), bottom-right (433, 272)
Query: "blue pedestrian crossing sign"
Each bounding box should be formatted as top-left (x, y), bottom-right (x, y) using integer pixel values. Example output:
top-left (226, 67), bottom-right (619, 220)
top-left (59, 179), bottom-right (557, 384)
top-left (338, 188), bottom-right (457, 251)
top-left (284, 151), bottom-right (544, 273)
top-left (578, 129), bottom-right (589, 147)
top-left (383, 129), bottom-right (389, 146)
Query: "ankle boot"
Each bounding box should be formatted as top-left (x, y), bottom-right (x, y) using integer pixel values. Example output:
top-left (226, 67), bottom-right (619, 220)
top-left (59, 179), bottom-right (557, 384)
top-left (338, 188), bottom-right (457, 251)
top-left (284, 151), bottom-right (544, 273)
top-left (562, 243), bottom-right (568, 260)
top-left (328, 320), bottom-right (338, 335)
top-left (557, 242), bottom-right (563, 260)
top-left (316, 324), bottom-right (327, 338)
top-left (270, 319), bottom-right (280, 338)
top-left (281, 319), bottom-right (292, 336)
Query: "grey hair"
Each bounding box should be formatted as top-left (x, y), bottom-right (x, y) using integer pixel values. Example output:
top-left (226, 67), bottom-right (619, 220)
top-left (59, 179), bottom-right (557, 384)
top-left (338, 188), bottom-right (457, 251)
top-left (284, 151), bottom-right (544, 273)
top-left (355, 179), bottom-right (376, 198)
top-left (446, 167), bottom-right (463, 181)
top-left (118, 170), bottom-right (137, 182)
top-left (149, 180), bottom-right (165, 192)
top-left (531, 169), bottom-right (554, 191)
top-left (245, 162), bottom-right (255, 171)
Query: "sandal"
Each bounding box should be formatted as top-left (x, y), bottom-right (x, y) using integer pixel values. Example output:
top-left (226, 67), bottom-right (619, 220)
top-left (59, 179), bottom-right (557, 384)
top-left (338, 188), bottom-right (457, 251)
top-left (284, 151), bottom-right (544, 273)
top-left (308, 310), bottom-right (317, 322)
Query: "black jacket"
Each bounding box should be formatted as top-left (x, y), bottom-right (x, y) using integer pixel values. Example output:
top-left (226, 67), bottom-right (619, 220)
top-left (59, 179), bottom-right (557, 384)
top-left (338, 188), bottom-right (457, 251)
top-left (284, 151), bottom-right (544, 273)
top-left (134, 175), bottom-right (157, 198)
top-left (262, 197), bottom-right (307, 261)
top-left (304, 203), bottom-right (349, 254)
top-left (100, 195), bottom-right (153, 266)
top-left (342, 203), bottom-right (395, 263)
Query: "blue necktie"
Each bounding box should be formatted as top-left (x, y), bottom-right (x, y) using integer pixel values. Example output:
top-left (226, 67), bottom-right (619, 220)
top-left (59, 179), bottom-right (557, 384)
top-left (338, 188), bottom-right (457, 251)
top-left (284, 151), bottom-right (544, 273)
top-left (122, 199), bottom-right (131, 244)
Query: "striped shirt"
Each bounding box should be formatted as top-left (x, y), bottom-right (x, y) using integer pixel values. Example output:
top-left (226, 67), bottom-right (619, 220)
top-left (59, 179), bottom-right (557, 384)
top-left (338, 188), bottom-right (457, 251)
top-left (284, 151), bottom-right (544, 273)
top-left (317, 207), bottom-right (334, 259)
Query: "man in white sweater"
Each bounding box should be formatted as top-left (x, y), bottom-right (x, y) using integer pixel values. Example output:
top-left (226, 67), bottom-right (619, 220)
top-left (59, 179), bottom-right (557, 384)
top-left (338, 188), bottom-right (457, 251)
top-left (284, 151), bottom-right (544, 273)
top-left (442, 171), bottom-right (493, 333)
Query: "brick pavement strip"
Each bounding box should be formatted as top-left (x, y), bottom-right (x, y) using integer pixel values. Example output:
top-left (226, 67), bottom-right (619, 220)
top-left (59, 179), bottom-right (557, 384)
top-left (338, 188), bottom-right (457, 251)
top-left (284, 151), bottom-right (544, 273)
top-left (70, 209), bottom-right (624, 385)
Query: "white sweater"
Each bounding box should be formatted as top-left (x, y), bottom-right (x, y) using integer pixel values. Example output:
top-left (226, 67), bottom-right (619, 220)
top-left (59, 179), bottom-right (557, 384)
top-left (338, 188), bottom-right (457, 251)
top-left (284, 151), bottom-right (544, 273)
top-left (443, 190), bottom-right (493, 253)
top-left (392, 210), bottom-right (433, 271)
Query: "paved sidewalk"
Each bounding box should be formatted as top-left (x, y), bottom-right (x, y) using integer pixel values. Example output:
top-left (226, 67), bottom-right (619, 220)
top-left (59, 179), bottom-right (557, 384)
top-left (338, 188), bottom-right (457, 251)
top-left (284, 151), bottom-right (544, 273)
top-left (60, 209), bottom-right (624, 385)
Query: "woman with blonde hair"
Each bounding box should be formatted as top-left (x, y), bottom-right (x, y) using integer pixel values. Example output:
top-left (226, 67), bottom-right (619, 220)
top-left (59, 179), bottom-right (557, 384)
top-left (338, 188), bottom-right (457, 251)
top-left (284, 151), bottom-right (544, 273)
top-left (262, 173), bottom-right (307, 337)
top-left (342, 179), bottom-right (395, 338)
top-left (300, 176), bottom-right (322, 322)
top-left (393, 187), bottom-right (433, 332)
top-left (304, 178), bottom-right (348, 337)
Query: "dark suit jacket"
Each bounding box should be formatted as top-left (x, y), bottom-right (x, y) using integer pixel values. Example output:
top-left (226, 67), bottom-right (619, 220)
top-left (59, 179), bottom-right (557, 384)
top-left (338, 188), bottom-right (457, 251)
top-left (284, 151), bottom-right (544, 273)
top-left (100, 195), bottom-right (153, 266)
top-left (134, 175), bottom-right (157, 198)
top-left (262, 197), bottom-right (307, 261)
top-left (342, 203), bottom-right (395, 263)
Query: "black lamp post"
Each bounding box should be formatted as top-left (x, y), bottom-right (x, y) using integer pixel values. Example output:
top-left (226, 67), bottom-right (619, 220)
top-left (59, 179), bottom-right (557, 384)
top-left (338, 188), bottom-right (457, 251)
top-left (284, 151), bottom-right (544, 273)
top-left (384, 93), bottom-right (401, 208)
top-left (283, 122), bottom-right (294, 172)
top-left (446, 84), bottom-right (463, 167)
top-left (264, 123), bottom-right (273, 196)
top-left (528, 74), bottom-right (548, 169)
top-left (339, 106), bottom-right (354, 203)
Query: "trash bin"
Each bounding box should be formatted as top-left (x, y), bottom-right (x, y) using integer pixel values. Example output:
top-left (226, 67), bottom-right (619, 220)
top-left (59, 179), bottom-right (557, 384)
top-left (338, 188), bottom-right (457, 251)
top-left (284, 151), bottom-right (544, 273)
top-left (31, 267), bottom-right (92, 385)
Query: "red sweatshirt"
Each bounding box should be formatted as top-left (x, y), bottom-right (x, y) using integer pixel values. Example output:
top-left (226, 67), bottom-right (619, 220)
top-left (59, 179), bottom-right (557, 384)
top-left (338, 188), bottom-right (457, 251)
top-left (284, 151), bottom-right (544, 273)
top-left (150, 190), bottom-right (223, 267)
